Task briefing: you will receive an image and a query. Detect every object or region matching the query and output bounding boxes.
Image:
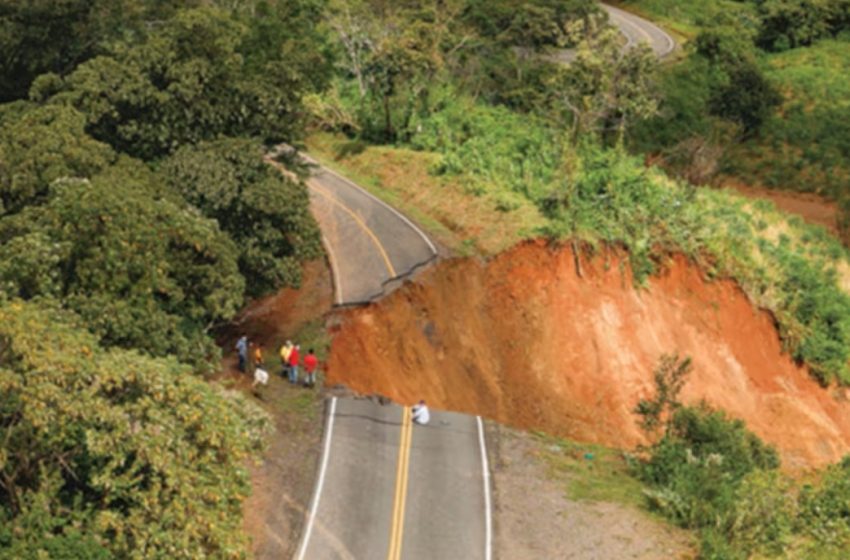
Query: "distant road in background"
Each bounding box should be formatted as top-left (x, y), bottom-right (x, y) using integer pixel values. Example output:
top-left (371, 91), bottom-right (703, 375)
top-left (602, 3), bottom-right (676, 58)
top-left (543, 3), bottom-right (676, 64)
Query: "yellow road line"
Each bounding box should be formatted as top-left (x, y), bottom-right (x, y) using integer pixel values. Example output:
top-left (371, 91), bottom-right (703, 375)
top-left (387, 407), bottom-right (412, 560)
top-left (309, 181), bottom-right (397, 277)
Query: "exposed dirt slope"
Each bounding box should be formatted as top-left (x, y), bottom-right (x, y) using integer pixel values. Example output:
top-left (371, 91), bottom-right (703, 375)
top-left (327, 240), bottom-right (850, 470)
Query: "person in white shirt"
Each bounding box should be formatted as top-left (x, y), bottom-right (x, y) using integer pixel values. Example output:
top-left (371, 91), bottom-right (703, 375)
top-left (411, 400), bottom-right (430, 425)
top-left (252, 366), bottom-right (269, 397)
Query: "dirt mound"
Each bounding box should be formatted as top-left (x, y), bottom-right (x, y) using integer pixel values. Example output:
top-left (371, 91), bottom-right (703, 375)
top-left (327, 240), bottom-right (850, 470)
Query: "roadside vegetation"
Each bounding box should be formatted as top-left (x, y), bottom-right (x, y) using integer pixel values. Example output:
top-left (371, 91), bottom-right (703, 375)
top-left (5, 0), bottom-right (850, 558)
top-left (0, 1), bottom-right (327, 557)
top-left (622, 0), bottom-right (850, 240)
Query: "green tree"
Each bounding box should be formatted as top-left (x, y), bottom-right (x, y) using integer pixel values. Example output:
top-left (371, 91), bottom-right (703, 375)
top-left (0, 104), bottom-right (115, 216)
top-left (0, 300), bottom-right (270, 558)
top-left (708, 59), bottom-right (782, 136)
top-left (0, 161), bottom-right (244, 368)
top-left (54, 7), bottom-right (315, 159)
top-left (554, 15), bottom-right (659, 143)
top-left (160, 138), bottom-right (323, 297)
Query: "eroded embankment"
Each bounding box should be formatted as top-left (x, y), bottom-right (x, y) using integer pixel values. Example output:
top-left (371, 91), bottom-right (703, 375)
top-left (327, 240), bottom-right (850, 470)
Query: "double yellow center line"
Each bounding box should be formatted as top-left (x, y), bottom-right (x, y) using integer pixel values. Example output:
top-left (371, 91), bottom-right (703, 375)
top-left (309, 181), bottom-right (397, 277)
top-left (387, 406), bottom-right (413, 560)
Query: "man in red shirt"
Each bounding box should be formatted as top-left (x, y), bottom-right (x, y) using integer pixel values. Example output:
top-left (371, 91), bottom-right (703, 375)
top-left (303, 348), bottom-right (319, 388)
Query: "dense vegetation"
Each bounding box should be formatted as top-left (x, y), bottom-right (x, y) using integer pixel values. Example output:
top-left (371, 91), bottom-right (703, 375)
top-left (0, 1), bottom-right (326, 557)
top-left (5, 0), bottom-right (850, 557)
top-left (623, 0), bottom-right (850, 239)
top-left (633, 355), bottom-right (850, 559)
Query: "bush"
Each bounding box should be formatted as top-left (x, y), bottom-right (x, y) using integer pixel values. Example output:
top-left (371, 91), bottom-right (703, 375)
top-left (0, 300), bottom-right (271, 558)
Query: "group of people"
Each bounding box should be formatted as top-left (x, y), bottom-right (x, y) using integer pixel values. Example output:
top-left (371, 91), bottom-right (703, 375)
top-left (235, 335), bottom-right (320, 395)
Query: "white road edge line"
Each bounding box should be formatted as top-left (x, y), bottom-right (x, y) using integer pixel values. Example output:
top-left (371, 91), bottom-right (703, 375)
top-left (312, 160), bottom-right (439, 257)
top-left (296, 396), bottom-right (338, 560)
top-left (320, 232), bottom-right (344, 306)
top-left (476, 416), bottom-right (493, 560)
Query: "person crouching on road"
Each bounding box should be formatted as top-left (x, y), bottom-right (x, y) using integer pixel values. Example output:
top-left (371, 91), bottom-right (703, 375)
top-left (303, 348), bottom-right (318, 388)
top-left (279, 340), bottom-right (294, 378)
top-left (288, 344), bottom-right (300, 384)
top-left (412, 400), bottom-right (430, 425)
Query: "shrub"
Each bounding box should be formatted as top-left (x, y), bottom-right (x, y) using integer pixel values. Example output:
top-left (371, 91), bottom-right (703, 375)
top-left (0, 300), bottom-right (271, 558)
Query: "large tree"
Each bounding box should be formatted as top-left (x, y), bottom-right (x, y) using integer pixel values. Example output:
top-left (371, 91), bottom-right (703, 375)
top-left (0, 161), bottom-right (244, 368)
top-left (160, 138), bottom-right (323, 297)
top-left (0, 300), bottom-right (269, 558)
top-left (52, 7), bottom-right (317, 159)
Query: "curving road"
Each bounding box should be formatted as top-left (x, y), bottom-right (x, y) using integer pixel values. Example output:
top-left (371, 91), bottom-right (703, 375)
top-left (602, 3), bottom-right (675, 58)
top-left (303, 154), bottom-right (437, 306)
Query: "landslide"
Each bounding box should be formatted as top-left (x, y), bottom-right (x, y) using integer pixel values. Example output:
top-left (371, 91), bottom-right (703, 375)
top-left (327, 240), bottom-right (850, 470)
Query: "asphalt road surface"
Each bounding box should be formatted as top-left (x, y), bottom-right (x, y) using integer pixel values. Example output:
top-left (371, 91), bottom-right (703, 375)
top-left (542, 3), bottom-right (675, 64)
top-left (602, 3), bottom-right (676, 58)
top-left (303, 156), bottom-right (437, 305)
top-left (296, 398), bottom-right (491, 560)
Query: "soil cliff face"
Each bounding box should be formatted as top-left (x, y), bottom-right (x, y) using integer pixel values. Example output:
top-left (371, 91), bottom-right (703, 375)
top-left (327, 240), bottom-right (850, 470)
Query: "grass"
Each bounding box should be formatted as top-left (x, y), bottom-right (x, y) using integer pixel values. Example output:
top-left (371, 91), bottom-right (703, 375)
top-left (305, 132), bottom-right (547, 255)
top-left (725, 39), bottom-right (850, 197)
top-left (533, 432), bottom-right (647, 508)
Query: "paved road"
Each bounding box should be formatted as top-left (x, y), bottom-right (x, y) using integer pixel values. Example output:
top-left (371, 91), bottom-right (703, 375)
top-left (296, 398), bottom-right (491, 560)
top-left (542, 3), bottom-right (675, 64)
top-left (302, 155), bottom-right (437, 305)
top-left (602, 3), bottom-right (676, 58)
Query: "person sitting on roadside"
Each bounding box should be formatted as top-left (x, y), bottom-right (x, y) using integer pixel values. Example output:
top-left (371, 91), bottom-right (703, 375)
top-left (411, 400), bottom-right (430, 425)
top-left (303, 348), bottom-right (319, 388)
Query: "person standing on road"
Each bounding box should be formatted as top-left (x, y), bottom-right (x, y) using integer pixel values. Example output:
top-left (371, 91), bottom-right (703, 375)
top-left (279, 340), bottom-right (294, 378)
top-left (412, 400), bottom-right (430, 425)
top-left (235, 335), bottom-right (248, 373)
top-left (303, 348), bottom-right (318, 387)
top-left (288, 344), bottom-right (300, 384)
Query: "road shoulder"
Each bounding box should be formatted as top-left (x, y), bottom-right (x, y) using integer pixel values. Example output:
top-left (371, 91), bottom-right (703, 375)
top-left (488, 424), bottom-right (695, 559)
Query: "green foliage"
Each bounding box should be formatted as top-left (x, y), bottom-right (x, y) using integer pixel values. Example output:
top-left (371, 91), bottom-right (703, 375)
top-left (0, 104), bottom-right (116, 215)
top-left (0, 162), bottom-right (244, 369)
top-left (408, 94), bottom-right (561, 201)
top-left (554, 16), bottom-right (660, 143)
top-left (160, 137), bottom-right (323, 297)
top-left (798, 456), bottom-right (850, 547)
top-left (708, 58), bottom-right (783, 135)
top-left (634, 354), bottom-right (692, 435)
top-left (0, 300), bottom-right (270, 558)
top-left (54, 7), bottom-right (311, 159)
top-left (633, 361), bottom-right (786, 557)
top-left (755, 0), bottom-right (850, 51)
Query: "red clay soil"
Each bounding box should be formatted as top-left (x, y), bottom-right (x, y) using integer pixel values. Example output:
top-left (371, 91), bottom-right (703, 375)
top-left (327, 240), bottom-right (850, 471)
